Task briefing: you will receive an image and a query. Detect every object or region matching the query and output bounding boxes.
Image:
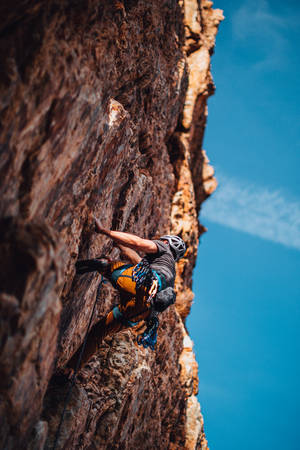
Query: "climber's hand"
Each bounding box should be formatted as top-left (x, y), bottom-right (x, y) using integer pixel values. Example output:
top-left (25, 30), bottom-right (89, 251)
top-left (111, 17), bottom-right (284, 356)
top-left (94, 216), bottom-right (109, 235)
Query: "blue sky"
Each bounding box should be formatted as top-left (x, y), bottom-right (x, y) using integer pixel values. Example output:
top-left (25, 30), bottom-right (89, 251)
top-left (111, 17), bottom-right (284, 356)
top-left (187, 1), bottom-right (300, 449)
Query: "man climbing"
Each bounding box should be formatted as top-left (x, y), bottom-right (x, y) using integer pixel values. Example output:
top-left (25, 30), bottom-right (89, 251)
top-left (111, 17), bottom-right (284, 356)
top-left (68, 218), bottom-right (186, 371)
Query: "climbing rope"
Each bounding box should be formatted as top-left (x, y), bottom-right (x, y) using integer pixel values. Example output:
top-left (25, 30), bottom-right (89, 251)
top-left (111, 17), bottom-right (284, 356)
top-left (132, 258), bottom-right (154, 289)
top-left (52, 276), bottom-right (105, 450)
top-left (135, 277), bottom-right (159, 350)
top-left (137, 315), bottom-right (159, 351)
top-left (132, 260), bottom-right (160, 350)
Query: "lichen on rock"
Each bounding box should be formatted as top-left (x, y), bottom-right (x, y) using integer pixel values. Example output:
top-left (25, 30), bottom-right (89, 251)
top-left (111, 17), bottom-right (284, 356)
top-left (0, 0), bottom-right (223, 448)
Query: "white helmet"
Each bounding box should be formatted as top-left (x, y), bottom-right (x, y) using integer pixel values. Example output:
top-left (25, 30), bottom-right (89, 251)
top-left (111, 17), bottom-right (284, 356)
top-left (160, 235), bottom-right (186, 261)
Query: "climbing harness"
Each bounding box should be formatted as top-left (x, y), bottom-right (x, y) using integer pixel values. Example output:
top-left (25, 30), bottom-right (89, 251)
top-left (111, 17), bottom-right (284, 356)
top-left (52, 276), bottom-right (106, 450)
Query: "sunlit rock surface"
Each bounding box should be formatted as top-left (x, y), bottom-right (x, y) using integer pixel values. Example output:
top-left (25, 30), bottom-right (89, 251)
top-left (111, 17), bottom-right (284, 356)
top-left (0, 0), bottom-right (223, 448)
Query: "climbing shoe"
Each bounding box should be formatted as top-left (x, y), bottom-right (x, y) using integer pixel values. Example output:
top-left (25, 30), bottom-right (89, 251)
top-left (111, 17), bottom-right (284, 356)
top-left (75, 257), bottom-right (111, 275)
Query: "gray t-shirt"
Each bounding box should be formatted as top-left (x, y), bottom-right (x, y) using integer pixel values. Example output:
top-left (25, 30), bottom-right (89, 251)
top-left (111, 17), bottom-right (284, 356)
top-left (146, 240), bottom-right (176, 287)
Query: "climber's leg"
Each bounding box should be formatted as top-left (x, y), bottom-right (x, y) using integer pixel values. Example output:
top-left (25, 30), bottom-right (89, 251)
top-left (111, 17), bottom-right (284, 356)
top-left (110, 263), bottom-right (137, 295)
top-left (68, 263), bottom-right (151, 370)
top-left (67, 290), bottom-right (150, 371)
top-left (75, 259), bottom-right (136, 286)
top-left (75, 258), bottom-right (143, 297)
top-left (68, 310), bottom-right (124, 370)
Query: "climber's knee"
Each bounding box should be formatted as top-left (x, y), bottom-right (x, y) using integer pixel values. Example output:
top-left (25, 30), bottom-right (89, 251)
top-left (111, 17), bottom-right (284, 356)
top-left (111, 264), bottom-right (137, 295)
top-left (67, 312), bottom-right (122, 371)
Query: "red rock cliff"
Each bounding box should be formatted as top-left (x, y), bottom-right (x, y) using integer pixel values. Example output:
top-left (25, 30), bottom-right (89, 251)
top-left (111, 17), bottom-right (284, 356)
top-left (0, 1), bottom-right (223, 448)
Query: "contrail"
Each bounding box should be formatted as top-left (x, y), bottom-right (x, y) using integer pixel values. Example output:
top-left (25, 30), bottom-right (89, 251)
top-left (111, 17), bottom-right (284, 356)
top-left (201, 174), bottom-right (300, 250)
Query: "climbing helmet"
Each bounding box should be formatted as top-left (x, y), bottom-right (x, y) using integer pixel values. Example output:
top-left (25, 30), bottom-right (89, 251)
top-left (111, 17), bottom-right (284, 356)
top-left (159, 235), bottom-right (186, 261)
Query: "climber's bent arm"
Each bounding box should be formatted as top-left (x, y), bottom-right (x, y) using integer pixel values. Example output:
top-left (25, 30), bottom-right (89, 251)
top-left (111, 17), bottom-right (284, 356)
top-left (117, 244), bottom-right (142, 264)
top-left (95, 218), bottom-right (157, 253)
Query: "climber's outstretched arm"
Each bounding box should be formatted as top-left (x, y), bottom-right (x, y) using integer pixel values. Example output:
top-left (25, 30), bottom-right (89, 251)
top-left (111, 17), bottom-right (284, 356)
top-left (94, 217), bottom-right (157, 253)
top-left (117, 244), bottom-right (142, 265)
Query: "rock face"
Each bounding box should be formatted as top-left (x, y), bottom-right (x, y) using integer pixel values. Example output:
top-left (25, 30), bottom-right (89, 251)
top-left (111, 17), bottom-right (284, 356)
top-left (0, 1), bottom-right (223, 449)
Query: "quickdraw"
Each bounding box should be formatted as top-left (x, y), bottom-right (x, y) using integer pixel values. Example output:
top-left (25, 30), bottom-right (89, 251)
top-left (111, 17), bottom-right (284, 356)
top-left (147, 278), bottom-right (158, 305)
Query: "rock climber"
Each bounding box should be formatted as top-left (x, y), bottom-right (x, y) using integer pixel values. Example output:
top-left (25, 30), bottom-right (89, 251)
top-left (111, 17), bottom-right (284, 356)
top-left (68, 217), bottom-right (186, 371)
